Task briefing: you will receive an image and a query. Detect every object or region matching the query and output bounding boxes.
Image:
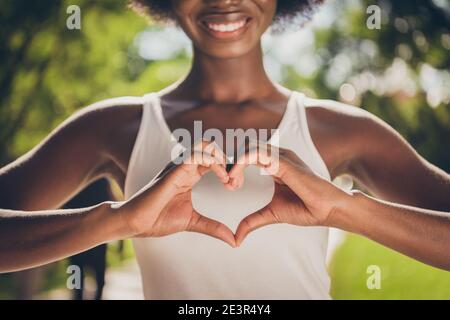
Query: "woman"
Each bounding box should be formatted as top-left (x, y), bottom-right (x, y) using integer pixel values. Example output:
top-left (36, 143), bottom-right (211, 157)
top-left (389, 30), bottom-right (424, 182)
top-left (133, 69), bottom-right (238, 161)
top-left (0, 0), bottom-right (449, 299)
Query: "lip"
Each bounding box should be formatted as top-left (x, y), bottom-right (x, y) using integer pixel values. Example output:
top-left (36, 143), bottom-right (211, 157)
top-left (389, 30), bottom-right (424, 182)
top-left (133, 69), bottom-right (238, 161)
top-left (197, 12), bottom-right (253, 40)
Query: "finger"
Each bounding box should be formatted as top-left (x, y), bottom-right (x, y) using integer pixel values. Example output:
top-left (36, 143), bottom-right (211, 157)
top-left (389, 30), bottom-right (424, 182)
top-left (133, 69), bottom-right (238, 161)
top-left (193, 139), bottom-right (227, 168)
top-left (228, 147), bottom-right (257, 189)
top-left (235, 206), bottom-right (280, 247)
top-left (187, 211), bottom-right (236, 248)
top-left (187, 152), bottom-right (229, 182)
top-left (206, 141), bottom-right (228, 168)
top-left (247, 142), bottom-right (282, 176)
top-left (229, 143), bottom-right (274, 187)
top-left (273, 176), bottom-right (285, 185)
top-left (252, 142), bottom-right (281, 175)
top-left (193, 141), bottom-right (229, 182)
top-left (198, 163), bottom-right (229, 183)
top-left (228, 147), bottom-right (256, 187)
top-left (209, 163), bottom-right (230, 183)
top-left (207, 145), bottom-right (229, 178)
top-left (186, 151), bottom-right (220, 168)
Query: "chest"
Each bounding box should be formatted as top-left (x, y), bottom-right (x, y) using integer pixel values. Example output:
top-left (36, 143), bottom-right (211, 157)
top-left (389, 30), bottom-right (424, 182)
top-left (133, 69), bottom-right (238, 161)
top-left (117, 108), bottom-right (338, 191)
top-left (164, 103), bottom-right (286, 154)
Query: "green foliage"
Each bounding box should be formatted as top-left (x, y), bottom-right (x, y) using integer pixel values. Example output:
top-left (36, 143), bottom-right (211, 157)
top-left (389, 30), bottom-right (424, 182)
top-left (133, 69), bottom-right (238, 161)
top-left (304, 0), bottom-right (450, 171)
top-left (0, 0), bottom-right (189, 162)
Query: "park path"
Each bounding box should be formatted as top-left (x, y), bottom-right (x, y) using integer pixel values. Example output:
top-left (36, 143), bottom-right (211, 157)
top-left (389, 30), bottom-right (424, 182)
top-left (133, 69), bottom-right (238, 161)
top-left (102, 260), bottom-right (143, 300)
top-left (38, 260), bottom-right (143, 300)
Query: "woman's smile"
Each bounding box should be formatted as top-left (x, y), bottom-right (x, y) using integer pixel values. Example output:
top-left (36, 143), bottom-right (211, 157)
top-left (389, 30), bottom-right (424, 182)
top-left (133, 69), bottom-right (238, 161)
top-left (198, 12), bottom-right (253, 40)
top-left (171, 0), bottom-right (275, 59)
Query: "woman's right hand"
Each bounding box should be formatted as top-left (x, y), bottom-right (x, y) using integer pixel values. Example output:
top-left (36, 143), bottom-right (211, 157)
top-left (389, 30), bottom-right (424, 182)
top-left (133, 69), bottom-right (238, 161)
top-left (117, 140), bottom-right (236, 247)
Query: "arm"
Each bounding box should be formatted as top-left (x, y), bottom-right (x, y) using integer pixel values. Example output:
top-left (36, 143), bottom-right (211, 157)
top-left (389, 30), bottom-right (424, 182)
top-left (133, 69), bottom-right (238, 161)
top-left (0, 136), bottom-right (234, 273)
top-left (230, 144), bottom-right (450, 271)
top-left (345, 109), bottom-right (450, 212)
top-left (0, 99), bottom-right (141, 272)
top-left (0, 98), bottom-right (142, 211)
top-left (330, 191), bottom-right (450, 270)
top-left (306, 100), bottom-right (450, 211)
top-left (0, 169), bottom-right (181, 273)
top-left (0, 203), bottom-right (129, 273)
top-left (306, 101), bottom-right (450, 267)
top-left (336, 109), bottom-right (450, 269)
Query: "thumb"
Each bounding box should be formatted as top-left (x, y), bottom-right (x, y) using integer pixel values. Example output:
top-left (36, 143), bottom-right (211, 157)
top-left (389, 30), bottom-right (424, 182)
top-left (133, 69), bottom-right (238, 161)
top-left (235, 206), bottom-right (280, 247)
top-left (186, 211), bottom-right (237, 248)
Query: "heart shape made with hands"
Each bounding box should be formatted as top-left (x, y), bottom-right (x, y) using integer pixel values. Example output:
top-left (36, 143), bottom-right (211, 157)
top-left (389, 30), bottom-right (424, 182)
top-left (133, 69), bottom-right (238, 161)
top-left (191, 161), bottom-right (313, 247)
top-left (191, 163), bottom-right (275, 239)
top-left (189, 141), bottom-right (275, 233)
top-left (151, 141), bottom-right (321, 248)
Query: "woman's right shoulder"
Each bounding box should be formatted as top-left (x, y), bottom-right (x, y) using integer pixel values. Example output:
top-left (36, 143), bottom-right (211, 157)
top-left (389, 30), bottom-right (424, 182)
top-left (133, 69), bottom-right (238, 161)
top-left (49, 96), bottom-right (148, 163)
top-left (64, 96), bottom-right (148, 140)
top-left (73, 96), bottom-right (145, 127)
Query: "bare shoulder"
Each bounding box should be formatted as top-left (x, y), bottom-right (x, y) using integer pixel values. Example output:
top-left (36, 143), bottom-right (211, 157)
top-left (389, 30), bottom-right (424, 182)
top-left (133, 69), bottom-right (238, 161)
top-left (303, 98), bottom-right (450, 208)
top-left (23, 96), bottom-right (145, 178)
top-left (69, 96), bottom-right (146, 172)
top-left (304, 97), bottom-right (383, 133)
top-left (69, 96), bottom-right (144, 137)
top-left (0, 97), bottom-right (145, 209)
top-left (303, 97), bottom-right (409, 177)
top-left (3, 96), bottom-right (145, 167)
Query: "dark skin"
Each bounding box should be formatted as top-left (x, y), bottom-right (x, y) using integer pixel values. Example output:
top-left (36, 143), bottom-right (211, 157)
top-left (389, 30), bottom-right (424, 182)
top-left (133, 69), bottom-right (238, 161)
top-left (0, 0), bottom-right (449, 273)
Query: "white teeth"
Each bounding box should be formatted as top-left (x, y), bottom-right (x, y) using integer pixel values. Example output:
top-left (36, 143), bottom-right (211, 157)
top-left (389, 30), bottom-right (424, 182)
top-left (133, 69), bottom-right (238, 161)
top-left (206, 20), bottom-right (246, 32)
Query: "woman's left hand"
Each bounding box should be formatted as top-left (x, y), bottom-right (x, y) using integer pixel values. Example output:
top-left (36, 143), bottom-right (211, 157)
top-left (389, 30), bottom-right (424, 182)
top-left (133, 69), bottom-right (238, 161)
top-left (228, 142), bottom-right (350, 246)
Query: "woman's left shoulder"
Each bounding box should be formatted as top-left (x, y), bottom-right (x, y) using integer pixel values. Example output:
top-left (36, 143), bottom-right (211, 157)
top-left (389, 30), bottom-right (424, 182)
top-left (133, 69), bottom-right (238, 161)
top-left (302, 96), bottom-right (397, 144)
top-left (301, 96), bottom-right (413, 177)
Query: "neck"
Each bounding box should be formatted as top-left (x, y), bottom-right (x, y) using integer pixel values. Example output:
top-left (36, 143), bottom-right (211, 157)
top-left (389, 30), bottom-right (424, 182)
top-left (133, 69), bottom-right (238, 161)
top-left (175, 44), bottom-right (279, 103)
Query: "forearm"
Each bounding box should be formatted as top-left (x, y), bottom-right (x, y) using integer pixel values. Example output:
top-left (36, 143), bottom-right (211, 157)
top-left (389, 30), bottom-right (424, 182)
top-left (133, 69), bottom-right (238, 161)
top-left (0, 168), bottom-right (179, 273)
top-left (0, 202), bottom-right (130, 273)
top-left (330, 191), bottom-right (450, 271)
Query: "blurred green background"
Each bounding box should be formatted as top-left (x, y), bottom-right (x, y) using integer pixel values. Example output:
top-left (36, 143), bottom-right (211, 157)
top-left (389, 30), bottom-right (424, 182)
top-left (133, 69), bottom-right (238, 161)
top-left (0, 0), bottom-right (449, 299)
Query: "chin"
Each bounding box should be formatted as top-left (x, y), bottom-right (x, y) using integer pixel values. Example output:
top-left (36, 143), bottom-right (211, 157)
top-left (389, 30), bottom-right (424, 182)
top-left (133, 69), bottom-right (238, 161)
top-left (197, 41), bottom-right (258, 59)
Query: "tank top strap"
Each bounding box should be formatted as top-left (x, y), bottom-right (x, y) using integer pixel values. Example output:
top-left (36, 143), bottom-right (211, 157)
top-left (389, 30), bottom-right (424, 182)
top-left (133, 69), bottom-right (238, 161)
top-left (289, 91), bottom-right (332, 181)
top-left (300, 93), bottom-right (353, 191)
top-left (142, 92), bottom-right (162, 127)
top-left (124, 92), bottom-right (171, 199)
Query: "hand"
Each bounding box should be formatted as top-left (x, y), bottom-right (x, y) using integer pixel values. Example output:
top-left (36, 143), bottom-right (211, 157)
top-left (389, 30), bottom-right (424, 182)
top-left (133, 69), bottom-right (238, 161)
top-left (118, 140), bottom-right (236, 247)
top-left (228, 142), bottom-right (350, 246)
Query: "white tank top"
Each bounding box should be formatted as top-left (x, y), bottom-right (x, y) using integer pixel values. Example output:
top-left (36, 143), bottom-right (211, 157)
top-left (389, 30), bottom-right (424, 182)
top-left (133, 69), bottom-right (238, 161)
top-left (124, 91), bottom-right (336, 299)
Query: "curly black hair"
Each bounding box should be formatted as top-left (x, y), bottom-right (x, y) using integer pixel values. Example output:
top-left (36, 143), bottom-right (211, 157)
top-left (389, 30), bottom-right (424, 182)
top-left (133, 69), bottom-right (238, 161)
top-left (129, 0), bottom-right (324, 30)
